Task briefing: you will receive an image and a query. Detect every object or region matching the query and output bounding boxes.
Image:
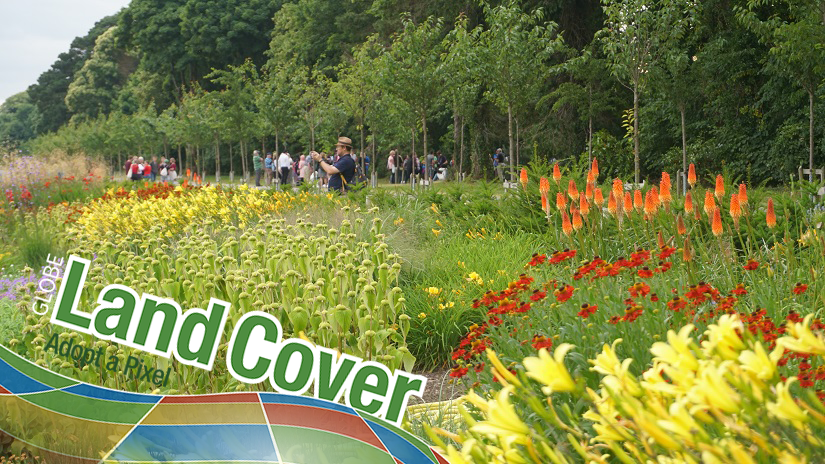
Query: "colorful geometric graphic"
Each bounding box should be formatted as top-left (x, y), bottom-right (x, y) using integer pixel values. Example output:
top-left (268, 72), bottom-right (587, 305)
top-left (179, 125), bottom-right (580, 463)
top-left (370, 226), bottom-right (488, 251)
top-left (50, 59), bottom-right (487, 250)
top-left (0, 345), bottom-right (449, 464)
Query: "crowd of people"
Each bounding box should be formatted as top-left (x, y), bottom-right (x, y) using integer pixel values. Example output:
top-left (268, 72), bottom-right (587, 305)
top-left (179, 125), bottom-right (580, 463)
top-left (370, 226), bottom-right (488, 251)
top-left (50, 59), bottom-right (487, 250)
top-left (124, 156), bottom-right (177, 183)
top-left (122, 138), bottom-right (509, 192)
top-left (385, 150), bottom-right (451, 184)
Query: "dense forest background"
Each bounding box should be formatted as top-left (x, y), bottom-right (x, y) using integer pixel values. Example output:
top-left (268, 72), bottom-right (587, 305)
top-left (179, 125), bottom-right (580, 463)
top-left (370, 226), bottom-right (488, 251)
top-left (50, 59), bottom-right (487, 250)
top-left (1, 0), bottom-right (823, 184)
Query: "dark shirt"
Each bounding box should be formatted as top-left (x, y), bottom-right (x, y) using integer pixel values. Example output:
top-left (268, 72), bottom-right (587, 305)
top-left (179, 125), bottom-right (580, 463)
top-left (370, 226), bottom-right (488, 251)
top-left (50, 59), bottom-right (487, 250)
top-left (327, 154), bottom-right (356, 192)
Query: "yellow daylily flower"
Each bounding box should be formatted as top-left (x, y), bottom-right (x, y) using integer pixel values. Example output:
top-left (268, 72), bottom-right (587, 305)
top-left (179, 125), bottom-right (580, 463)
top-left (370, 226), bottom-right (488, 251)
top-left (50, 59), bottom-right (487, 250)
top-left (486, 349), bottom-right (521, 387)
top-left (651, 324), bottom-right (699, 371)
top-left (523, 344), bottom-right (576, 394)
top-left (738, 342), bottom-right (782, 380)
top-left (469, 386), bottom-right (530, 443)
top-left (701, 314), bottom-right (746, 360)
top-left (778, 314), bottom-right (825, 355)
top-left (767, 377), bottom-right (808, 426)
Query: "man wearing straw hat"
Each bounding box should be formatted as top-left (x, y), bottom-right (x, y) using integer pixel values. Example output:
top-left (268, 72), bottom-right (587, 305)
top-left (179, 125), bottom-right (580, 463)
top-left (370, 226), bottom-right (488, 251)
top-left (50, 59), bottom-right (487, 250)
top-left (310, 136), bottom-right (356, 193)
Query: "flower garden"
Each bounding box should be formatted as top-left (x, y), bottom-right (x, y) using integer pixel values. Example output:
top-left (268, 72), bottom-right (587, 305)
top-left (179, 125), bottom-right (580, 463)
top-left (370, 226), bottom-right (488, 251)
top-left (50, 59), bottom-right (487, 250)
top-left (2, 153), bottom-right (825, 463)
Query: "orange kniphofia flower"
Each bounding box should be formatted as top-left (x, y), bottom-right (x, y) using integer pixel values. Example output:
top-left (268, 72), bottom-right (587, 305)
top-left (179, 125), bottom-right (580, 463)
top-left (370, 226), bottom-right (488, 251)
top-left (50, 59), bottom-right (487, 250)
top-left (594, 187), bottom-right (604, 207)
top-left (585, 181), bottom-right (594, 200)
top-left (607, 191), bottom-right (617, 215)
top-left (729, 194), bottom-right (741, 220)
top-left (572, 207), bottom-right (583, 231)
top-left (634, 189), bottom-right (644, 212)
top-left (704, 191), bottom-right (716, 216)
top-left (711, 208), bottom-right (723, 236)
top-left (541, 193), bottom-right (549, 215)
top-left (520, 168), bottom-right (528, 189)
top-left (556, 192), bottom-right (567, 211)
top-left (624, 191), bottom-right (633, 214)
top-left (591, 158), bottom-right (599, 178)
top-left (651, 186), bottom-right (660, 208)
top-left (562, 211), bottom-right (573, 236)
top-left (688, 163), bottom-right (696, 187)
top-left (553, 163), bottom-right (562, 184)
top-left (766, 198), bottom-right (776, 228)
top-left (187, 169), bottom-right (192, 178)
top-left (683, 236), bottom-right (693, 262)
top-left (580, 193), bottom-right (590, 215)
top-left (644, 189), bottom-right (658, 216)
top-left (568, 179), bottom-right (579, 201)
top-left (684, 191), bottom-right (694, 214)
top-left (738, 183), bottom-right (748, 208)
top-left (612, 178), bottom-right (623, 199)
top-left (660, 174), bottom-right (672, 206)
top-left (676, 214), bottom-right (687, 235)
top-left (657, 230), bottom-right (666, 249)
top-left (715, 174), bottom-right (725, 200)
top-left (539, 177), bottom-right (550, 195)
top-left (586, 169), bottom-right (595, 184)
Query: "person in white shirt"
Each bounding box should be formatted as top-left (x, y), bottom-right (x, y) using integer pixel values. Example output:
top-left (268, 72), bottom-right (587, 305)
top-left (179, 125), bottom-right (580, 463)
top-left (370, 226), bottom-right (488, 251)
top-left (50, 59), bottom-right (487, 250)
top-left (278, 152), bottom-right (293, 186)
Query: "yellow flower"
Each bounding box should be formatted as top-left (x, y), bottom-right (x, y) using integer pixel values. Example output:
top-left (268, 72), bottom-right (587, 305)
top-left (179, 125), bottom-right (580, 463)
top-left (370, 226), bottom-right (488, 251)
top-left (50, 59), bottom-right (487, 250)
top-left (523, 343), bottom-right (576, 394)
top-left (457, 261), bottom-right (465, 268)
top-left (636, 412), bottom-right (681, 450)
top-left (778, 314), bottom-right (825, 355)
top-left (431, 228), bottom-right (441, 237)
top-left (394, 217), bottom-right (404, 225)
top-left (486, 349), bottom-right (521, 387)
top-left (418, 312), bottom-right (427, 319)
top-left (435, 219), bottom-right (443, 227)
top-left (738, 342), bottom-right (782, 380)
top-left (466, 272), bottom-right (484, 285)
top-left (651, 324), bottom-right (699, 371)
top-left (430, 203), bottom-right (439, 214)
top-left (701, 314), bottom-right (745, 360)
top-left (687, 361), bottom-right (740, 414)
top-left (767, 377), bottom-right (808, 425)
top-left (657, 398), bottom-right (705, 442)
top-left (425, 287), bottom-right (441, 296)
top-left (469, 386), bottom-right (530, 443)
top-left (497, 269), bottom-right (506, 276)
top-left (590, 338), bottom-right (632, 378)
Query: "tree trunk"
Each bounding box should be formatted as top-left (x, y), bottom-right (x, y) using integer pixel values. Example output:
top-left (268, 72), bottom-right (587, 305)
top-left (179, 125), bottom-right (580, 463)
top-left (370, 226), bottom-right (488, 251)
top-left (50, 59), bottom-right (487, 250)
top-left (471, 130), bottom-right (481, 179)
top-left (459, 118), bottom-right (465, 181)
top-left (240, 140), bottom-right (246, 181)
top-left (508, 103), bottom-right (514, 183)
top-left (360, 116), bottom-right (366, 172)
top-left (214, 132), bottom-right (221, 182)
top-left (229, 143), bottom-right (234, 178)
top-left (275, 132), bottom-right (279, 156)
top-left (680, 102), bottom-right (687, 193)
top-left (422, 113), bottom-right (428, 186)
top-left (411, 126), bottom-right (416, 191)
top-left (453, 109), bottom-right (460, 169)
top-left (809, 89), bottom-right (815, 181)
top-left (163, 136), bottom-right (169, 159)
top-left (588, 85), bottom-right (593, 164)
top-left (633, 84), bottom-right (640, 184)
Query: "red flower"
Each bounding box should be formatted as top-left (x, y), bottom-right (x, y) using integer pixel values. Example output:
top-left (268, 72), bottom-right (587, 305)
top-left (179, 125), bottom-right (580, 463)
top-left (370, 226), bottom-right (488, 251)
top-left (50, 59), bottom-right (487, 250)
top-left (531, 335), bottom-right (553, 350)
top-left (450, 366), bottom-right (469, 378)
top-left (793, 283), bottom-right (808, 295)
top-left (743, 259), bottom-right (759, 271)
top-left (650, 293), bottom-right (659, 302)
top-left (658, 246), bottom-right (677, 260)
top-left (577, 304), bottom-right (598, 319)
top-left (667, 297), bottom-right (687, 312)
top-left (549, 249), bottom-right (577, 264)
top-left (527, 253), bottom-right (547, 267)
top-left (628, 282), bottom-right (651, 298)
top-left (452, 349), bottom-right (467, 361)
top-left (474, 363), bottom-right (485, 373)
top-left (554, 284), bottom-right (575, 303)
top-left (529, 290), bottom-right (547, 302)
top-left (637, 267), bottom-right (654, 278)
top-left (731, 283), bottom-right (747, 296)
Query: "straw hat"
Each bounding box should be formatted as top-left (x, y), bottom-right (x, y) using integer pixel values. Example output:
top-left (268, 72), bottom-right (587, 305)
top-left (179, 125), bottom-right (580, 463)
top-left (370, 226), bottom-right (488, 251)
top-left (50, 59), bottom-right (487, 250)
top-left (336, 136), bottom-right (353, 148)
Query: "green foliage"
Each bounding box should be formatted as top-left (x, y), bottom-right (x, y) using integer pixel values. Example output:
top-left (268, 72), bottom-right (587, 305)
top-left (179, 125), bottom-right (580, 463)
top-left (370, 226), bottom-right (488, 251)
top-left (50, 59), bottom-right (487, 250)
top-left (0, 92), bottom-right (40, 148)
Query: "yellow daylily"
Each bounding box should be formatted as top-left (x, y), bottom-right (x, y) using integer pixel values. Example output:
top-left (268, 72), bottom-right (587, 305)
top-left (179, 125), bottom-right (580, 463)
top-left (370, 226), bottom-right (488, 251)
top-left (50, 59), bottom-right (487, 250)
top-left (767, 377), bottom-right (808, 426)
top-left (469, 386), bottom-right (530, 443)
top-left (738, 342), bottom-right (783, 380)
top-left (778, 314), bottom-right (825, 356)
top-left (486, 349), bottom-right (521, 387)
top-left (651, 324), bottom-right (699, 371)
top-left (701, 314), bottom-right (746, 360)
top-left (523, 344), bottom-right (576, 394)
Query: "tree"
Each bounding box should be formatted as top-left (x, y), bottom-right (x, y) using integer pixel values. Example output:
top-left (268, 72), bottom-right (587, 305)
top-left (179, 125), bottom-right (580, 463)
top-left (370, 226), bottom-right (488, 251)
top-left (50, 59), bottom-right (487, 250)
top-left (598, 0), bottom-right (698, 182)
top-left (737, 0), bottom-right (825, 180)
top-left (378, 15), bottom-right (446, 181)
top-left (27, 14), bottom-right (120, 133)
top-left (0, 92), bottom-right (41, 148)
top-left (255, 66), bottom-right (299, 156)
top-left (208, 59), bottom-right (258, 179)
top-left (65, 27), bottom-right (135, 122)
top-left (294, 66), bottom-right (331, 152)
top-left (478, 1), bottom-right (564, 181)
top-left (442, 14), bottom-right (483, 178)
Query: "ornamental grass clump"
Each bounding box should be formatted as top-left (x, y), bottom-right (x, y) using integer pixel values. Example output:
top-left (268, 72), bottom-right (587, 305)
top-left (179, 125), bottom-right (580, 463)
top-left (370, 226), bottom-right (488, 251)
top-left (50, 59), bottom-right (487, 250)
top-left (432, 314), bottom-right (825, 463)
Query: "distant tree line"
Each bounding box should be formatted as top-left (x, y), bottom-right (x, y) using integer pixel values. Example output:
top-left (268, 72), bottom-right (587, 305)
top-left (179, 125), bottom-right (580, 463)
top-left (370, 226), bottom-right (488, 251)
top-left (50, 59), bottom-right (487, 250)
top-left (1, 0), bottom-right (824, 185)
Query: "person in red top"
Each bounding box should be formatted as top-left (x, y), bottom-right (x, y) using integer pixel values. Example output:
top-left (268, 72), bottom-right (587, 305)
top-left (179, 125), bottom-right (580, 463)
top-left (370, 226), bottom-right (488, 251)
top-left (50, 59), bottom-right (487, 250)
top-left (131, 158), bottom-right (143, 181)
top-left (143, 159), bottom-right (152, 179)
top-left (168, 158), bottom-right (178, 184)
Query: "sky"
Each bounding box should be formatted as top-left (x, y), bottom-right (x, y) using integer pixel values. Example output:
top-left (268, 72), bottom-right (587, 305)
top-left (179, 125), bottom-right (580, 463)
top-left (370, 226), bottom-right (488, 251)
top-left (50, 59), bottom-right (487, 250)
top-left (0, 0), bottom-right (132, 106)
